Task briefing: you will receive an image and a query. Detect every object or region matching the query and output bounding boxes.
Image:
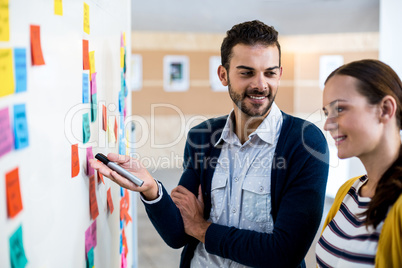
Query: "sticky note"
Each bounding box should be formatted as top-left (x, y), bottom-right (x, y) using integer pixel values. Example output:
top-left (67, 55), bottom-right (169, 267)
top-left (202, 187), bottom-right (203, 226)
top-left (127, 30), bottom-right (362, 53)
top-left (0, 0), bottom-right (10, 41)
top-left (0, 48), bottom-right (15, 97)
top-left (83, 2), bottom-right (90, 34)
top-left (121, 249), bottom-right (127, 268)
top-left (54, 0), bottom-right (63, 15)
top-left (83, 73), bottom-right (89, 103)
top-left (114, 117), bottom-right (118, 140)
top-left (30, 25), bottom-right (45, 65)
top-left (120, 47), bottom-right (124, 68)
top-left (83, 39), bottom-right (89, 70)
top-left (89, 174), bottom-right (99, 220)
top-left (90, 72), bottom-right (97, 94)
top-left (86, 146), bottom-right (94, 176)
top-left (91, 93), bottom-right (97, 122)
top-left (102, 105), bottom-right (107, 131)
top-left (87, 247), bottom-right (94, 268)
top-left (108, 119), bottom-right (116, 143)
top-left (85, 220), bottom-right (97, 256)
top-left (107, 188), bottom-right (114, 214)
top-left (83, 113), bottom-right (90, 144)
top-left (71, 144), bottom-right (80, 178)
top-left (13, 48), bottom-right (27, 93)
top-left (13, 104), bottom-right (29, 150)
top-left (6, 167), bottom-right (23, 218)
top-left (0, 107), bottom-right (13, 158)
top-left (9, 225), bottom-right (28, 268)
top-left (118, 90), bottom-right (125, 113)
top-left (119, 119), bottom-right (125, 155)
top-left (97, 170), bottom-right (104, 185)
top-left (89, 51), bottom-right (95, 79)
top-left (90, 220), bottom-right (97, 247)
top-left (122, 228), bottom-right (128, 254)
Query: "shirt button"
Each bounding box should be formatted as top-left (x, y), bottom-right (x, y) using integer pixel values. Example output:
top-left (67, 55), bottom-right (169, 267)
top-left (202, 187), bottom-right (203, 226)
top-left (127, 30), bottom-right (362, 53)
top-left (234, 177), bottom-right (239, 182)
top-left (232, 208), bottom-right (237, 213)
top-left (259, 186), bottom-right (264, 192)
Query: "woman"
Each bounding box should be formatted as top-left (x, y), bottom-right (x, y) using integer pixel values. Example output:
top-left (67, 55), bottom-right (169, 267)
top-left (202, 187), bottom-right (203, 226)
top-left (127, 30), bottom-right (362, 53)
top-left (316, 59), bottom-right (402, 267)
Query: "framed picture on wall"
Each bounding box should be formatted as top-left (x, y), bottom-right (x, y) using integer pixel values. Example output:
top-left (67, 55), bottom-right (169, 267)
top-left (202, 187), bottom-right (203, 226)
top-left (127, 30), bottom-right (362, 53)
top-left (209, 56), bottom-right (227, 92)
top-left (163, 55), bottom-right (189, 92)
top-left (319, 55), bottom-right (344, 90)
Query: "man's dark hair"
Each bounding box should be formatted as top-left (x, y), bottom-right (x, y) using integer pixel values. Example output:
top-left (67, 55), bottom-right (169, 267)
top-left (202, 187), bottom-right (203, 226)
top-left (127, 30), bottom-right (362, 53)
top-left (220, 20), bottom-right (281, 71)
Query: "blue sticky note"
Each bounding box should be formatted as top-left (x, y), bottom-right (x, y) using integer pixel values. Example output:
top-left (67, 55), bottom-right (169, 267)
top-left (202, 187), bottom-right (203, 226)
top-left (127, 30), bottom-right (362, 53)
top-left (119, 233), bottom-right (122, 254)
top-left (120, 187), bottom-right (124, 197)
top-left (13, 104), bottom-right (29, 150)
top-left (91, 93), bottom-right (97, 122)
top-left (9, 225), bottom-right (28, 268)
top-left (118, 90), bottom-right (125, 114)
top-left (83, 73), bottom-right (89, 103)
top-left (118, 117), bottom-right (125, 155)
top-left (87, 247), bottom-right (94, 268)
top-left (14, 48), bottom-right (27, 93)
top-left (83, 113), bottom-right (90, 144)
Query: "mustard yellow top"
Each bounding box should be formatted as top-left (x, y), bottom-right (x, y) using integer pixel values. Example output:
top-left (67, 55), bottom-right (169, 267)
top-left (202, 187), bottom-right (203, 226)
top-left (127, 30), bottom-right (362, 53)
top-left (321, 176), bottom-right (402, 267)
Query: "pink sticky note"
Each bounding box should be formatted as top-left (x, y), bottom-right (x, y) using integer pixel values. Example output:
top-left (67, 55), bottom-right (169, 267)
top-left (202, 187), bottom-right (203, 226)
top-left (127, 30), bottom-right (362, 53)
top-left (90, 72), bottom-right (97, 94)
top-left (90, 220), bottom-right (97, 247)
top-left (86, 147), bottom-right (94, 176)
top-left (85, 225), bottom-right (93, 255)
top-left (0, 107), bottom-right (14, 158)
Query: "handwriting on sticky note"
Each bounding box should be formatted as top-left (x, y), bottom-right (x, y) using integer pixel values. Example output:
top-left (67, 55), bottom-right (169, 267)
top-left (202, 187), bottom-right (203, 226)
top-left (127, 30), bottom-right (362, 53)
top-left (0, 107), bottom-right (13, 158)
top-left (71, 144), bottom-right (80, 178)
top-left (89, 51), bottom-right (95, 79)
top-left (0, 0), bottom-right (10, 41)
top-left (14, 48), bottom-right (27, 93)
top-left (83, 113), bottom-right (90, 144)
top-left (91, 93), bottom-right (97, 123)
top-left (0, 48), bottom-right (15, 97)
top-left (85, 220), bottom-right (97, 256)
top-left (89, 174), bottom-right (99, 220)
top-left (9, 225), bottom-right (28, 268)
top-left (30, 25), bottom-right (45, 65)
top-left (54, 0), bottom-right (63, 15)
top-left (107, 188), bottom-right (114, 214)
top-left (86, 146), bottom-right (94, 176)
top-left (83, 39), bottom-right (89, 70)
top-left (90, 220), bottom-right (97, 247)
top-left (82, 73), bottom-right (89, 103)
top-left (6, 167), bottom-right (23, 218)
top-left (13, 104), bottom-right (29, 150)
top-left (83, 3), bottom-right (90, 34)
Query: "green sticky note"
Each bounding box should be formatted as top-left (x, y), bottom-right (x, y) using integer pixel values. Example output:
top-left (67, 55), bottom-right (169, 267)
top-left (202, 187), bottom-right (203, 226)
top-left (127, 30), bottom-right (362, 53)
top-left (91, 93), bottom-right (97, 122)
top-left (83, 113), bottom-right (90, 144)
top-left (87, 247), bottom-right (94, 268)
top-left (9, 225), bottom-right (28, 268)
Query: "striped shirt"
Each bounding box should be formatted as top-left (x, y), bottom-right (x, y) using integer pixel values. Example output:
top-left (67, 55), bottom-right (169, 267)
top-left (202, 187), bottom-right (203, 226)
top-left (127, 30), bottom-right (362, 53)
top-left (316, 176), bottom-right (384, 267)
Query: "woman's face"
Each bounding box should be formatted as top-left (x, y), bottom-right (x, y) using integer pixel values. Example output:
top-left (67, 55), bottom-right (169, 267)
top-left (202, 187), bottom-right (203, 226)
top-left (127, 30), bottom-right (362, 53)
top-left (323, 74), bottom-right (382, 159)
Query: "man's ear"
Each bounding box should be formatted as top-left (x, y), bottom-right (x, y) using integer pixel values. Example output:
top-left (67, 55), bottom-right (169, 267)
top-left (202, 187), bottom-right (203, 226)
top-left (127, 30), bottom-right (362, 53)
top-left (379, 95), bottom-right (397, 123)
top-left (218, 65), bottom-right (228, 86)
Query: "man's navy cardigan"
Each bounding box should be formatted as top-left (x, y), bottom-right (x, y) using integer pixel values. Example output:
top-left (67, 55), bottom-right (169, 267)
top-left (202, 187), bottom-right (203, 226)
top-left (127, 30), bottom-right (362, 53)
top-left (143, 112), bottom-right (329, 268)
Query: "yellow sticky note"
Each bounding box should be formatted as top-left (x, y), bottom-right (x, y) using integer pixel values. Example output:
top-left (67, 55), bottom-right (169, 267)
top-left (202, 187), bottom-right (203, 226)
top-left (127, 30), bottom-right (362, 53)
top-left (54, 0), bottom-right (63, 16)
top-left (108, 119), bottom-right (116, 143)
top-left (120, 47), bottom-right (124, 68)
top-left (123, 32), bottom-right (126, 47)
top-left (83, 2), bottom-right (90, 34)
top-left (0, 0), bottom-right (10, 41)
top-left (0, 48), bottom-right (15, 97)
top-left (89, 51), bottom-right (95, 80)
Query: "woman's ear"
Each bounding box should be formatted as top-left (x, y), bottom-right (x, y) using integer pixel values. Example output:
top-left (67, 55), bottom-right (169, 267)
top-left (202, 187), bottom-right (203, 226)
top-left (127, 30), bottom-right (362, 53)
top-left (379, 95), bottom-right (397, 123)
top-left (218, 65), bottom-right (228, 86)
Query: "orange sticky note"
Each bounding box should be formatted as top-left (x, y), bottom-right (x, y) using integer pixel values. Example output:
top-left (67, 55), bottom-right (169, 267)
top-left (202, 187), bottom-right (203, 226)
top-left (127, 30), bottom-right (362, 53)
top-left (107, 188), bottom-right (114, 214)
top-left (97, 169), bottom-right (104, 185)
top-left (89, 174), bottom-right (99, 220)
top-left (122, 228), bottom-right (128, 255)
top-left (71, 144), bottom-right (80, 178)
top-left (5, 167), bottom-right (23, 218)
top-left (83, 40), bottom-right (89, 70)
top-left (30, 25), bottom-right (45, 65)
top-left (114, 117), bottom-right (118, 140)
top-left (102, 105), bottom-right (107, 131)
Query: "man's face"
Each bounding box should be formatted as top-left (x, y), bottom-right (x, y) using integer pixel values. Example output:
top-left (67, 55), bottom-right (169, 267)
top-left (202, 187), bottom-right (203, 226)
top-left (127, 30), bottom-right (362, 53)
top-left (220, 44), bottom-right (282, 119)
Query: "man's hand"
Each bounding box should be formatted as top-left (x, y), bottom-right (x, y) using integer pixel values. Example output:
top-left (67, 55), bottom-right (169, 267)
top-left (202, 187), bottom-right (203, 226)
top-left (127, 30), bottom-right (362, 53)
top-left (171, 185), bottom-right (211, 243)
top-left (89, 153), bottom-right (158, 200)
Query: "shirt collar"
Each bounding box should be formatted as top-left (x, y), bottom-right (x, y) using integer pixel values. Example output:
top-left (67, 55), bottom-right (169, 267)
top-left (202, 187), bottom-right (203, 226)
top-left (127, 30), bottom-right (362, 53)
top-left (214, 102), bottom-right (282, 147)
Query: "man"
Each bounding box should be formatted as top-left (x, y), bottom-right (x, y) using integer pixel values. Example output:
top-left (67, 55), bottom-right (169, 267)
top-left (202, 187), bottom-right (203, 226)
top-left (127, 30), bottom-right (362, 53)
top-left (91, 20), bottom-right (329, 267)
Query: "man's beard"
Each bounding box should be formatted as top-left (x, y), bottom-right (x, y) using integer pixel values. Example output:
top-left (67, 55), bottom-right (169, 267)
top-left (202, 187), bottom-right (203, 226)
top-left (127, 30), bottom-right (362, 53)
top-left (228, 78), bottom-right (276, 117)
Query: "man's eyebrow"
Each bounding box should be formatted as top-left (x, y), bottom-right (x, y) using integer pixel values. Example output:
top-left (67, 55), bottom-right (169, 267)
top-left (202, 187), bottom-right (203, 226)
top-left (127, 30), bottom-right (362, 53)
top-left (236, 65), bottom-right (280, 71)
